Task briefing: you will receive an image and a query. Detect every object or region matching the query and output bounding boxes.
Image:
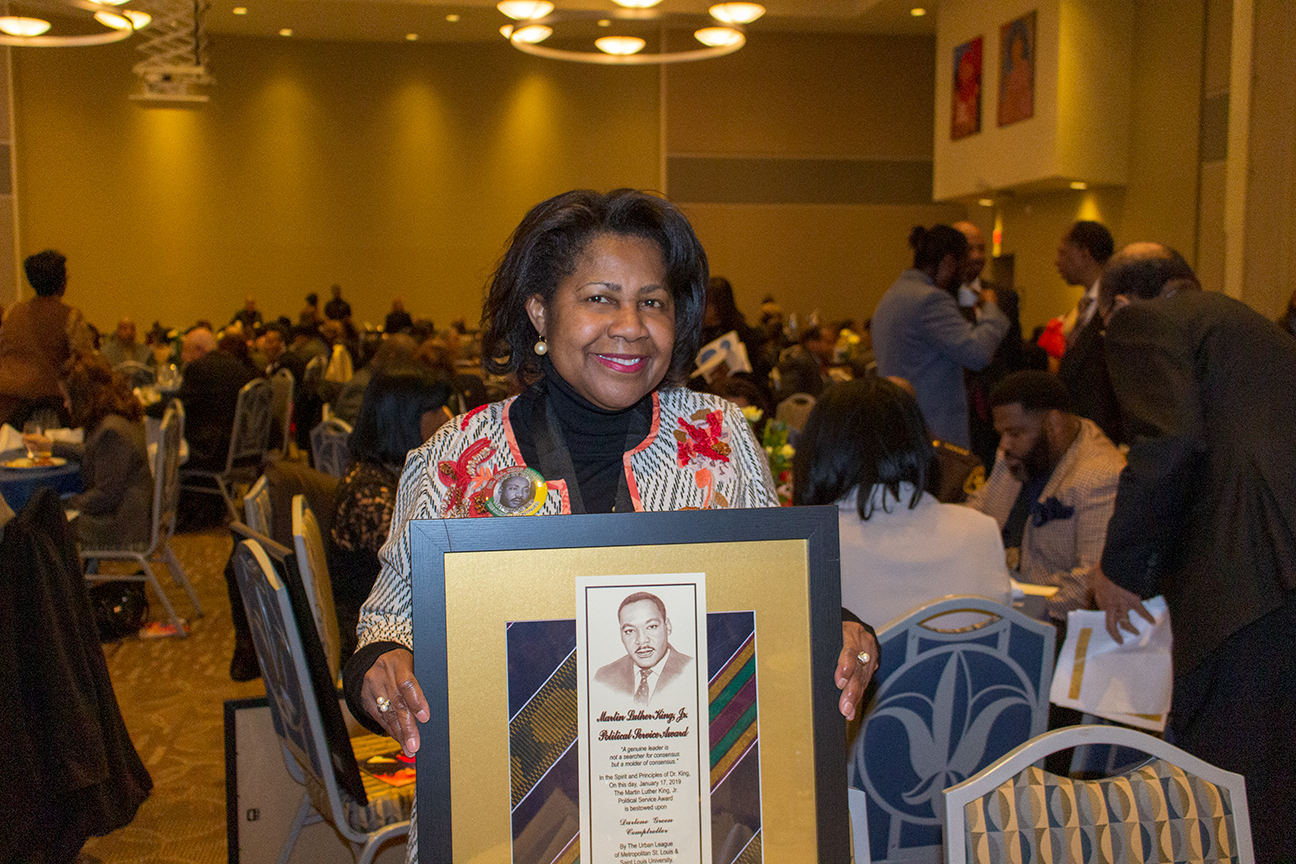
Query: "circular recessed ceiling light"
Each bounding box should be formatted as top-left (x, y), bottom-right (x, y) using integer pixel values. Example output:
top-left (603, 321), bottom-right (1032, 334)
top-left (597, 18), bottom-right (611, 27)
top-left (406, 32), bottom-right (418, 40)
top-left (1070, 181), bottom-right (1088, 190)
top-left (232, 6), bottom-right (247, 14)
top-left (497, 1), bottom-right (552, 19)
top-left (446, 14), bottom-right (460, 22)
top-left (0, 16), bottom-right (50, 35)
top-left (911, 7), bottom-right (927, 16)
top-left (709, 3), bottom-right (764, 25)
top-left (279, 27), bottom-right (292, 36)
top-left (978, 198), bottom-right (994, 207)
top-left (595, 35), bottom-right (645, 55)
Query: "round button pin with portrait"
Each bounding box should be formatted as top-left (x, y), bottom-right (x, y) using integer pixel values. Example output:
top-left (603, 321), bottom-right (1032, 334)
top-left (485, 466), bottom-right (548, 517)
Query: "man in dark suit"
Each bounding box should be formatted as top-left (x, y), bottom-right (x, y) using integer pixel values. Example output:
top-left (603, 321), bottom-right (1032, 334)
top-left (954, 221), bottom-right (1027, 465)
top-left (1055, 221), bottom-right (1124, 444)
top-left (593, 591), bottom-right (694, 707)
top-left (177, 327), bottom-right (256, 470)
top-left (1092, 243), bottom-right (1296, 861)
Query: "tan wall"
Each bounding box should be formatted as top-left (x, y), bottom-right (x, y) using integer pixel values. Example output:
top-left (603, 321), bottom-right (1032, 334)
top-left (12, 36), bottom-right (660, 332)
top-left (1121, 0), bottom-right (1204, 259)
top-left (12, 30), bottom-right (957, 334)
top-left (666, 32), bottom-right (960, 325)
top-left (666, 32), bottom-right (937, 161)
top-left (682, 201), bottom-right (966, 327)
top-left (989, 0), bottom-right (1206, 331)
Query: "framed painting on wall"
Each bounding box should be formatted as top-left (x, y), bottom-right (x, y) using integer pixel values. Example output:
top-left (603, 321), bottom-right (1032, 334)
top-left (997, 11), bottom-right (1036, 127)
top-left (410, 507), bottom-right (850, 864)
top-left (951, 36), bottom-right (983, 140)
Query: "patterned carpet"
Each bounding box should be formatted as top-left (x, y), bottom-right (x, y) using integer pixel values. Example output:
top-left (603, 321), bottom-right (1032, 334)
top-left (81, 525), bottom-right (266, 864)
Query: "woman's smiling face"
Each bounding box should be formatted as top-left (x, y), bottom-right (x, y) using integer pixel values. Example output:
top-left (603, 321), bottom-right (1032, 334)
top-left (526, 233), bottom-right (675, 411)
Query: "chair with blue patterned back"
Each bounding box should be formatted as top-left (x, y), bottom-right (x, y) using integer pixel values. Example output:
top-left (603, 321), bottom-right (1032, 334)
top-left (847, 596), bottom-right (1055, 864)
top-left (231, 536), bottom-right (411, 864)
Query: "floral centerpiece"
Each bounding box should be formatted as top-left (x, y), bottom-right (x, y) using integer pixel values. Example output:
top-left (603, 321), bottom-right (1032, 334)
top-left (742, 405), bottom-right (794, 506)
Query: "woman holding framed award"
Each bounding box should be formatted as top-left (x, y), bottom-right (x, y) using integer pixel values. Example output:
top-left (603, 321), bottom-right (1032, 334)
top-left (343, 189), bottom-right (879, 860)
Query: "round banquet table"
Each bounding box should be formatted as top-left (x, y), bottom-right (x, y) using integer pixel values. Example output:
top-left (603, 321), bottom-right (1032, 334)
top-left (0, 448), bottom-right (83, 512)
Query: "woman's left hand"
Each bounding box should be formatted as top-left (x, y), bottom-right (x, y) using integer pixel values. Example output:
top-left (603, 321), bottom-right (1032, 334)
top-left (837, 621), bottom-right (879, 721)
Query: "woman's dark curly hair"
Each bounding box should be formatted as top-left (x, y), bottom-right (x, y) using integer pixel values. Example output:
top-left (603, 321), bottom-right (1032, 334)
top-left (63, 352), bottom-right (143, 430)
top-left (792, 377), bottom-right (932, 520)
top-left (481, 189), bottom-right (709, 387)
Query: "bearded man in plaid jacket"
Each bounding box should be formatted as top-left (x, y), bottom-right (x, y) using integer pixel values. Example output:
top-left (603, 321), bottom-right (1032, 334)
top-left (966, 370), bottom-right (1125, 624)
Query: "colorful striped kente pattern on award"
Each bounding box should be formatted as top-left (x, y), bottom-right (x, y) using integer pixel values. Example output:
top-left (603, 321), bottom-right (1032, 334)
top-left (506, 612), bottom-right (763, 864)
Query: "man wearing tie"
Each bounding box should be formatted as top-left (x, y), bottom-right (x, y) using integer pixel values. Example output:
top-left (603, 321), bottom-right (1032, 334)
top-left (594, 591), bottom-right (694, 707)
top-left (1054, 221), bottom-right (1123, 444)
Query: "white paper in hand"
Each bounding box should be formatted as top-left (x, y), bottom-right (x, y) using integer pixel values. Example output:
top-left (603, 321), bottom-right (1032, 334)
top-left (1049, 595), bottom-right (1172, 732)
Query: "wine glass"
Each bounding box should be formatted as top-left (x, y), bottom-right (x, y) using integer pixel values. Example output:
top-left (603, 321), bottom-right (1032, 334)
top-left (22, 419), bottom-right (42, 461)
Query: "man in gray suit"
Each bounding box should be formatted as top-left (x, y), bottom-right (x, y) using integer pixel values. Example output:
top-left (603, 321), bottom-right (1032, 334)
top-left (1092, 243), bottom-right (1295, 861)
top-left (872, 224), bottom-right (1009, 448)
top-left (594, 591), bottom-right (694, 707)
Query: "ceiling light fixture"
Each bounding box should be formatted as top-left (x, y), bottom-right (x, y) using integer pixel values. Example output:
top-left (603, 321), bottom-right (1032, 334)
top-left (709, 3), bottom-right (765, 25)
top-left (232, 6), bottom-right (247, 14)
top-left (694, 26), bottom-right (742, 47)
top-left (95, 9), bottom-right (151, 30)
top-left (511, 23), bottom-right (551, 43)
top-left (1070, 181), bottom-right (1088, 190)
top-left (0, 16), bottom-right (50, 36)
top-left (0, 0), bottom-right (157, 46)
top-left (279, 27), bottom-right (291, 36)
top-left (501, 4), bottom-right (761, 64)
top-left (595, 35), bottom-right (644, 55)
top-left (978, 198), bottom-right (994, 207)
top-left (406, 32), bottom-right (418, 40)
top-left (497, 1), bottom-right (552, 19)
top-left (611, 0), bottom-right (662, 7)
top-left (910, 7), bottom-right (927, 16)
top-left (446, 14), bottom-right (460, 22)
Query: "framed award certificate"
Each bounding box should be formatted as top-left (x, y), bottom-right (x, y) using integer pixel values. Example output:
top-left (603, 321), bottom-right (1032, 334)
top-left (411, 506), bottom-right (848, 864)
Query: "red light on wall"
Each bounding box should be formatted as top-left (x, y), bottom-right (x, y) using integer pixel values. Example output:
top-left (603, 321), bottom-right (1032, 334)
top-left (992, 228), bottom-right (1003, 246)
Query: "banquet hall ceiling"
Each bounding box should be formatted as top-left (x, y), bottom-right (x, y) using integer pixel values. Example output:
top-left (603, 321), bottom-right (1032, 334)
top-left (205, 0), bottom-right (939, 43)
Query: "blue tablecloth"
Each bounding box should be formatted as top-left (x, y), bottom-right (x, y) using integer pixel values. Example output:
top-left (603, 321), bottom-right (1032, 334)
top-left (0, 448), bottom-right (83, 512)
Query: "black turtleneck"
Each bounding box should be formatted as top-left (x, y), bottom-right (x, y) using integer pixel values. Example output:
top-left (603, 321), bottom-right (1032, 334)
top-left (510, 359), bottom-right (653, 514)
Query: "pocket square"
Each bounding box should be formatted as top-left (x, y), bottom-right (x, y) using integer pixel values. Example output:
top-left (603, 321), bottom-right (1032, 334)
top-left (1031, 496), bottom-right (1074, 527)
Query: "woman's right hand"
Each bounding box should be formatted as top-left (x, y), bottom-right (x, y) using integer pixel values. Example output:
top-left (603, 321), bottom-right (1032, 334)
top-left (361, 648), bottom-right (430, 756)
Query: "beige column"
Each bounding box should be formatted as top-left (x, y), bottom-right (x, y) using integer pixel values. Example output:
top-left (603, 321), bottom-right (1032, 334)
top-left (1224, 0), bottom-right (1296, 316)
top-left (0, 47), bottom-right (17, 311)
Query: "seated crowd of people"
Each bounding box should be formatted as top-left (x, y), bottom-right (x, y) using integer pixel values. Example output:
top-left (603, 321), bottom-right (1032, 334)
top-left (0, 191), bottom-right (1292, 860)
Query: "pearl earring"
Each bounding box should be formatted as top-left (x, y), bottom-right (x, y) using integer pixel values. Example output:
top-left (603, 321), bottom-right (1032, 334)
top-left (533, 337), bottom-right (548, 356)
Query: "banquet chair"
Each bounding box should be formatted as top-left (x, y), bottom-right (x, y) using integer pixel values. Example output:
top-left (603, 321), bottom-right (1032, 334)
top-left (83, 400), bottom-right (202, 634)
top-left (848, 596), bottom-right (1055, 864)
top-left (292, 494), bottom-right (342, 683)
top-left (231, 536), bottom-right (411, 864)
top-left (243, 474), bottom-right (272, 536)
top-left (115, 360), bottom-right (156, 389)
top-left (181, 377), bottom-right (273, 522)
top-left (943, 724), bottom-right (1254, 864)
top-left (775, 392), bottom-right (816, 435)
top-left (269, 368), bottom-right (295, 460)
top-left (310, 418), bottom-right (352, 479)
